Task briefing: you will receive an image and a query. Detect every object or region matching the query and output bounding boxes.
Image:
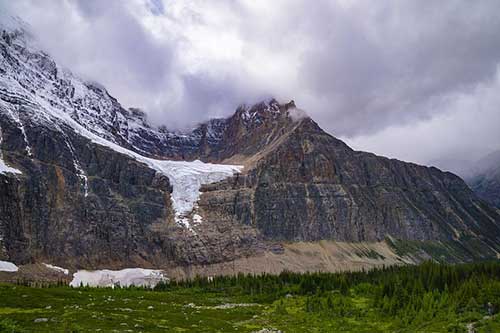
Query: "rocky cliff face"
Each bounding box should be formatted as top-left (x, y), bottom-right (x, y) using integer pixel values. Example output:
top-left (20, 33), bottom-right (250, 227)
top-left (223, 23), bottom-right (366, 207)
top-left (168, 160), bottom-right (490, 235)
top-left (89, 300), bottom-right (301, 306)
top-left (198, 114), bottom-right (500, 258)
top-left (0, 22), bottom-right (499, 272)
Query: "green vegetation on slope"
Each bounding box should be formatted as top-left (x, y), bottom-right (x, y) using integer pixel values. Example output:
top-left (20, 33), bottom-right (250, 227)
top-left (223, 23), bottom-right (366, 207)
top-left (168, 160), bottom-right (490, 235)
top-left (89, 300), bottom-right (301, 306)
top-left (0, 261), bottom-right (499, 332)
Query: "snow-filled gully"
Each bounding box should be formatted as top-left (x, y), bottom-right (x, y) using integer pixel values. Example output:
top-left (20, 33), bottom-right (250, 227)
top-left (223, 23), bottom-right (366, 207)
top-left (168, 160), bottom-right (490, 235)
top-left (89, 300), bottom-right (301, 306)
top-left (6, 108), bottom-right (32, 157)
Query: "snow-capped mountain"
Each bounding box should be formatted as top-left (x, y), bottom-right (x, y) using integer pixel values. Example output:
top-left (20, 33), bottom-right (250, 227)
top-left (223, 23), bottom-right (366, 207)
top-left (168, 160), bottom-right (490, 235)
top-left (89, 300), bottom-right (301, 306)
top-left (0, 17), bottom-right (218, 159)
top-left (0, 21), bottom-right (244, 229)
top-left (1, 18), bottom-right (499, 275)
top-left (0, 17), bottom-right (294, 164)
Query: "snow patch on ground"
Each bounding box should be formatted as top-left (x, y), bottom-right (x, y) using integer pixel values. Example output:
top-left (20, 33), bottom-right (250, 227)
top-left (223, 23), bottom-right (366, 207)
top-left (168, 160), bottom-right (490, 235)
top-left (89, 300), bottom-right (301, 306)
top-left (70, 268), bottom-right (168, 288)
top-left (0, 260), bottom-right (19, 272)
top-left (43, 263), bottom-right (69, 275)
top-left (193, 214), bottom-right (203, 224)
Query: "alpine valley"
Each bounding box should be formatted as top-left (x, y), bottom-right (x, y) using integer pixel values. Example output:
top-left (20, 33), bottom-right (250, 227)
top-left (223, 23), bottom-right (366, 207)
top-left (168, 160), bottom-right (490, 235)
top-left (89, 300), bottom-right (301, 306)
top-left (0, 19), bottom-right (499, 284)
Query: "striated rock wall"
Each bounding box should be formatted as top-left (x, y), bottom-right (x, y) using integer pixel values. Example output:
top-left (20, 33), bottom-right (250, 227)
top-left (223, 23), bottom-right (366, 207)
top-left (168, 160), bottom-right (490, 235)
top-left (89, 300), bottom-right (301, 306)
top-left (198, 117), bottom-right (500, 259)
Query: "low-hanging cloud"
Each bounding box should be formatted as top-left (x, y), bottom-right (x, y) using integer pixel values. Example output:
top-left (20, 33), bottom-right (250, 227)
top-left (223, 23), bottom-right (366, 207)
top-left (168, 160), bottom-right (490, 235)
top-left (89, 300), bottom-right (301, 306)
top-left (2, 0), bottom-right (500, 170)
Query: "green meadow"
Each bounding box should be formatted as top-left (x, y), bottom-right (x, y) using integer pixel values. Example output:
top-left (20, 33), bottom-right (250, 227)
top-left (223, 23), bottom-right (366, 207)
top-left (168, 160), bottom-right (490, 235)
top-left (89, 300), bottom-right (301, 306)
top-left (0, 261), bottom-right (499, 332)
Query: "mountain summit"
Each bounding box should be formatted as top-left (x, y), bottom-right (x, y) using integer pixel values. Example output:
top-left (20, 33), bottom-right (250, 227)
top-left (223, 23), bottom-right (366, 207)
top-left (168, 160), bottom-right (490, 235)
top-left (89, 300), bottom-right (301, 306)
top-left (0, 24), bottom-right (499, 275)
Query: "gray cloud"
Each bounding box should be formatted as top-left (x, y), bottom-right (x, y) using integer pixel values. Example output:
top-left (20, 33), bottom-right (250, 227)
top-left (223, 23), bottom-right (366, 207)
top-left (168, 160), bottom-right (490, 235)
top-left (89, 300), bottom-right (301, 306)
top-left (2, 0), bottom-right (500, 170)
top-left (297, 1), bottom-right (500, 136)
top-left (2, 0), bottom-right (175, 118)
top-left (346, 71), bottom-right (500, 170)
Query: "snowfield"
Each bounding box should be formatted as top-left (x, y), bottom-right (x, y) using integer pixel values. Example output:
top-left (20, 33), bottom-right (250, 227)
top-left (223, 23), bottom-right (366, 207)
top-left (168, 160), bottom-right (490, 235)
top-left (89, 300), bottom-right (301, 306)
top-left (70, 268), bottom-right (168, 288)
top-left (0, 260), bottom-right (19, 272)
top-left (58, 112), bottom-right (243, 230)
top-left (43, 263), bottom-right (69, 275)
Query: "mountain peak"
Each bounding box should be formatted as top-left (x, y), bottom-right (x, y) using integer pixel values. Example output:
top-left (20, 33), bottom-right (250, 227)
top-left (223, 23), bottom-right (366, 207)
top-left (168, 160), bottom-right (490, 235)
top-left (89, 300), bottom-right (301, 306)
top-left (234, 98), bottom-right (307, 127)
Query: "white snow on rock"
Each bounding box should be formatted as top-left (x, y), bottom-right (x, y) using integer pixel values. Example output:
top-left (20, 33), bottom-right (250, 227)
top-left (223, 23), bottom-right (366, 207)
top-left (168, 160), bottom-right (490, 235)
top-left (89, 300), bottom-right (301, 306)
top-left (0, 156), bottom-right (21, 175)
top-left (43, 263), bottom-right (69, 275)
top-left (5, 109), bottom-right (32, 157)
top-left (0, 127), bottom-right (21, 175)
top-left (70, 268), bottom-right (168, 288)
top-left (0, 260), bottom-right (19, 272)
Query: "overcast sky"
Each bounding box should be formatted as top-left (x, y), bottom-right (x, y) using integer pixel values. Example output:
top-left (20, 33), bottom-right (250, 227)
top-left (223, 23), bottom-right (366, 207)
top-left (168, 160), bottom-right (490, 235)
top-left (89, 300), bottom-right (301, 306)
top-left (2, 0), bottom-right (500, 173)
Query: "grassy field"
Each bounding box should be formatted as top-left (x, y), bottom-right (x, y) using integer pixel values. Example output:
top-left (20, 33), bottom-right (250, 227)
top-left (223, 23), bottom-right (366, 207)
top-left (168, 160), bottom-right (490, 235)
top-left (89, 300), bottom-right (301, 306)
top-left (0, 262), bottom-right (499, 332)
